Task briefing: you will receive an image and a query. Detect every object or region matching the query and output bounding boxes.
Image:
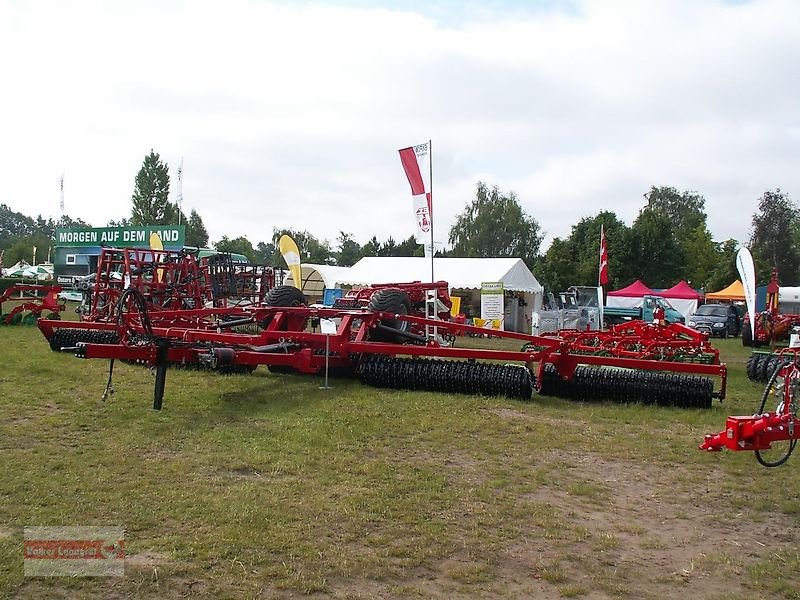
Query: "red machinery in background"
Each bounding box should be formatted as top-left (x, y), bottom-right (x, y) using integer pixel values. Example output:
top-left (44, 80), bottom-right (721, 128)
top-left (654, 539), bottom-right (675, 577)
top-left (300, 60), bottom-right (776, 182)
top-left (741, 267), bottom-right (800, 347)
top-left (0, 284), bottom-right (65, 325)
top-left (701, 347), bottom-right (800, 467)
top-left (36, 247), bottom-right (729, 412)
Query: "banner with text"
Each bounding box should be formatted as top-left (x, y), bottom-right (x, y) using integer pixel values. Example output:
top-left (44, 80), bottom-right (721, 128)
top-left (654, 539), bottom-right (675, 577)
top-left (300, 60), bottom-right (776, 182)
top-left (55, 226), bottom-right (185, 248)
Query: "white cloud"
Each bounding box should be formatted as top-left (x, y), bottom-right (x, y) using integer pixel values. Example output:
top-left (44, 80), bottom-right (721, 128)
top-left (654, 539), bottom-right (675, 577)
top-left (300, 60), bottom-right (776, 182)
top-left (1, 0), bottom-right (798, 256)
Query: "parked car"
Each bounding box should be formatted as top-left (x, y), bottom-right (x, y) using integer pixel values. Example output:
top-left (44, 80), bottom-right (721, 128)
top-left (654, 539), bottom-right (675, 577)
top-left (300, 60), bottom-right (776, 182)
top-left (687, 303), bottom-right (741, 337)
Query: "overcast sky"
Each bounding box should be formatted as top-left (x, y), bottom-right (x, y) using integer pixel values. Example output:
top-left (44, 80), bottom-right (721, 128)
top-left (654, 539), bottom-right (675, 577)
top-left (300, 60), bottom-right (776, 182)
top-left (1, 0), bottom-right (798, 253)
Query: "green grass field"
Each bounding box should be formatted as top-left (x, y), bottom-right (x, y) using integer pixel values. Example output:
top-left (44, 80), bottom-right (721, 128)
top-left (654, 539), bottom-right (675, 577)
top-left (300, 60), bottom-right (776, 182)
top-left (1, 324), bottom-right (799, 599)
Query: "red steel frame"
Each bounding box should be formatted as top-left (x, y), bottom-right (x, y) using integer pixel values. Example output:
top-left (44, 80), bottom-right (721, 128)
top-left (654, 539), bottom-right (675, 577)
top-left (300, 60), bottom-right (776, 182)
top-left (81, 247), bottom-right (280, 322)
top-left (35, 245), bottom-right (730, 411)
top-left (39, 304), bottom-right (728, 408)
top-left (701, 347), bottom-right (800, 463)
top-left (334, 281), bottom-right (452, 316)
top-left (0, 284), bottom-right (65, 324)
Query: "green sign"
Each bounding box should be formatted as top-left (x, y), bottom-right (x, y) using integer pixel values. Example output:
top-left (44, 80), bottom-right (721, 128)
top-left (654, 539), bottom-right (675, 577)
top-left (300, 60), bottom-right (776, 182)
top-left (55, 226), bottom-right (185, 248)
top-left (480, 282), bottom-right (504, 295)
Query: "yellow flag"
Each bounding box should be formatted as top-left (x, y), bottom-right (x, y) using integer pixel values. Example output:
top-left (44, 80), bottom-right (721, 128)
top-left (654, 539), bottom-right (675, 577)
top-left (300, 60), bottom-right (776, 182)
top-left (279, 235), bottom-right (302, 290)
top-left (150, 232), bottom-right (164, 283)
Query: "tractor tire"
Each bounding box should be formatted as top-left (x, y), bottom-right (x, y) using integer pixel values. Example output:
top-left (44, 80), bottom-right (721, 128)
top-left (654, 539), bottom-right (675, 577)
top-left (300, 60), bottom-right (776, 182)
top-left (742, 324), bottom-right (753, 347)
top-left (756, 353), bottom-right (772, 383)
top-left (367, 289), bottom-right (412, 343)
top-left (766, 357), bottom-right (782, 382)
top-left (263, 285), bottom-right (308, 335)
top-left (746, 354), bottom-right (760, 381)
top-left (265, 285), bottom-right (307, 308)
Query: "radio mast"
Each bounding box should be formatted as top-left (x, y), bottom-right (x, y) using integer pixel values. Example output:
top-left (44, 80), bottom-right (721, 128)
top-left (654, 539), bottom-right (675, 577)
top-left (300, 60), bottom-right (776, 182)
top-left (177, 158), bottom-right (183, 225)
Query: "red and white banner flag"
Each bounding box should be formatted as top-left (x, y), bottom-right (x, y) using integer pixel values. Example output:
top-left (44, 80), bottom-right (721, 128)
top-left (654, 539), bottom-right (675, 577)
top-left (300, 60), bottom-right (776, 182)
top-left (599, 225), bottom-right (609, 286)
top-left (398, 142), bottom-right (432, 244)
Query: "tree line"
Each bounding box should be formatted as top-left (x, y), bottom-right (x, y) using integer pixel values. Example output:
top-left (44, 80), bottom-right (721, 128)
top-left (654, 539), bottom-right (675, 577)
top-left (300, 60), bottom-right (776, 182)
top-left (0, 149), bottom-right (796, 290)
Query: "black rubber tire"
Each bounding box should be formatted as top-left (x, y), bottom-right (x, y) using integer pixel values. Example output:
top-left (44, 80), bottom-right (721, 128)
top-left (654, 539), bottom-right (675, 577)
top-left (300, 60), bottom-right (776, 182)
top-left (742, 324), bottom-right (752, 347)
top-left (755, 360), bottom-right (798, 467)
top-left (746, 354), bottom-right (759, 381)
top-left (756, 354), bottom-right (772, 383)
top-left (367, 289), bottom-right (412, 343)
top-left (265, 285), bottom-right (307, 308)
top-left (262, 285), bottom-right (308, 332)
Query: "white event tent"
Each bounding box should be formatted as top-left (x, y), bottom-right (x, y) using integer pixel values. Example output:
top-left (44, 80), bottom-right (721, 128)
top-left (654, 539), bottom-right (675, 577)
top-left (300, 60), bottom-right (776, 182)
top-left (337, 257), bottom-right (543, 333)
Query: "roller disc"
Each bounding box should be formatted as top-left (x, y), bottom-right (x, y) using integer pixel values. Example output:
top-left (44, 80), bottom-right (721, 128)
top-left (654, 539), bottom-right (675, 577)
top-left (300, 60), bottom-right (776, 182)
top-left (536, 365), bottom-right (712, 409)
top-left (48, 329), bottom-right (120, 352)
top-left (356, 355), bottom-right (533, 400)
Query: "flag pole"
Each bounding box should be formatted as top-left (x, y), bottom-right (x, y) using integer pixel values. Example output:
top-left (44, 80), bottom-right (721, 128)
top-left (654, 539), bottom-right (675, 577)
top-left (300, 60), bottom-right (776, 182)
top-left (428, 138), bottom-right (434, 283)
top-left (428, 139), bottom-right (436, 342)
top-left (598, 224), bottom-right (603, 287)
top-left (599, 224), bottom-right (605, 330)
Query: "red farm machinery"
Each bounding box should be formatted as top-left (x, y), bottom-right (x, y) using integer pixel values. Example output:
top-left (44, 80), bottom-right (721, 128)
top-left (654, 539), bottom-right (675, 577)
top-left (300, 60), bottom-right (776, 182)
top-left (0, 283), bottom-right (66, 325)
top-left (35, 245), bottom-right (730, 412)
top-left (701, 348), bottom-right (800, 467)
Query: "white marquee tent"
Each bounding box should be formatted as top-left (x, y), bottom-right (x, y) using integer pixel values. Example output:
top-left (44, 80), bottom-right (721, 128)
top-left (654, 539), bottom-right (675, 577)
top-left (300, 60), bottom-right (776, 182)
top-left (337, 257), bottom-right (543, 332)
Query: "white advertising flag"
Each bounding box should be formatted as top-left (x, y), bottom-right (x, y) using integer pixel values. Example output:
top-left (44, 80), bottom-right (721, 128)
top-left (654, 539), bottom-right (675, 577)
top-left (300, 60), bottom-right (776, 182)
top-left (736, 247), bottom-right (757, 340)
top-left (398, 143), bottom-right (432, 244)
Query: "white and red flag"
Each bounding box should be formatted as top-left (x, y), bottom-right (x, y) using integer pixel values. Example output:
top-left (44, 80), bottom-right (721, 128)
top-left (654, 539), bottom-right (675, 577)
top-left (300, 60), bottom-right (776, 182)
top-left (398, 142), bottom-right (432, 244)
top-left (599, 225), bottom-right (609, 286)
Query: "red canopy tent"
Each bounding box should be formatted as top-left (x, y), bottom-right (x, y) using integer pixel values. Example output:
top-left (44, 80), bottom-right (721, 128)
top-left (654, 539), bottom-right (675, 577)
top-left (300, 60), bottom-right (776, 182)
top-left (661, 280), bottom-right (703, 318)
top-left (662, 280), bottom-right (703, 300)
top-left (607, 280), bottom-right (655, 297)
top-left (605, 280), bottom-right (656, 310)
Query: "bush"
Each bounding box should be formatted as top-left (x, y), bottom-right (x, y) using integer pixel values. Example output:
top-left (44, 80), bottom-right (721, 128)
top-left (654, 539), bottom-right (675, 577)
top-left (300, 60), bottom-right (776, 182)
top-left (0, 278), bottom-right (54, 294)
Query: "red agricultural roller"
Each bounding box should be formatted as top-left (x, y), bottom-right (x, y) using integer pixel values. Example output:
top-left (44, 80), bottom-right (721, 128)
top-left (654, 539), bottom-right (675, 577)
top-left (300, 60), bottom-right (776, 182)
top-left (36, 245), bottom-right (729, 412)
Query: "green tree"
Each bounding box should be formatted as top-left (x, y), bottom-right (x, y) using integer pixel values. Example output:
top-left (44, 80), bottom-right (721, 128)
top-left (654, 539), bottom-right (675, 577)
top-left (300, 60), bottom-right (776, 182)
top-left (2, 233), bottom-right (53, 266)
top-left (360, 236), bottom-right (380, 258)
top-left (378, 237), bottom-right (397, 257)
top-left (641, 186), bottom-right (716, 287)
top-left (538, 237), bottom-right (580, 293)
top-left (448, 182), bottom-right (543, 269)
top-left (538, 211), bottom-right (629, 292)
top-left (749, 189), bottom-right (800, 284)
top-left (130, 150), bottom-right (175, 225)
top-left (271, 229), bottom-right (333, 265)
top-left (254, 241), bottom-right (277, 265)
top-left (395, 235), bottom-right (424, 257)
top-left (643, 186), bottom-right (706, 239)
top-left (0, 204), bottom-right (35, 241)
top-left (58, 214), bottom-right (91, 229)
top-left (706, 239), bottom-right (740, 292)
top-left (185, 209), bottom-right (209, 248)
top-left (628, 209), bottom-right (685, 288)
top-left (335, 231), bottom-right (362, 266)
top-left (215, 235), bottom-right (256, 262)
top-left (680, 225), bottom-right (718, 290)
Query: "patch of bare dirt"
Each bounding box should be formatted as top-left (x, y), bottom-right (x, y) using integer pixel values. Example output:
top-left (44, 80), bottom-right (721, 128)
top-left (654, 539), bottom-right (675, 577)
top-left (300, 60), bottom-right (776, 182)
top-left (506, 451), bottom-right (799, 599)
top-left (0, 525), bottom-right (17, 539)
top-left (124, 551), bottom-right (171, 570)
top-left (317, 450), bottom-right (799, 599)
